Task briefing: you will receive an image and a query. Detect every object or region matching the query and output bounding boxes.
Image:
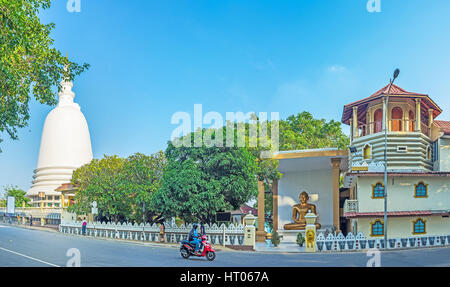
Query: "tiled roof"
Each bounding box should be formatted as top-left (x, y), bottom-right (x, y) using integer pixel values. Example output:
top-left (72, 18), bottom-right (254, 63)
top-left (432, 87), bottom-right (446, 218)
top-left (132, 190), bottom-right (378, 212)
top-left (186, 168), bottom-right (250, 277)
top-left (435, 120), bottom-right (450, 135)
top-left (344, 210), bottom-right (448, 218)
top-left (342, 83), bottom-right (442, 124)
top-left (240, 204), bottom-right (257, 215)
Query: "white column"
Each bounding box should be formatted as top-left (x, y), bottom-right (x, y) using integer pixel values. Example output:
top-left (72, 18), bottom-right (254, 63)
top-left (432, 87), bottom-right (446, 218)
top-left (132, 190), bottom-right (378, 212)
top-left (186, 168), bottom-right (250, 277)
top-left (428, 109), bottom-right (434, 128)
top-left (383, 98), bottom-right (388, 132)
top-left (353, 106), bottom-right (359, 139)
top-left (415, 98), bottom-right (421, 131)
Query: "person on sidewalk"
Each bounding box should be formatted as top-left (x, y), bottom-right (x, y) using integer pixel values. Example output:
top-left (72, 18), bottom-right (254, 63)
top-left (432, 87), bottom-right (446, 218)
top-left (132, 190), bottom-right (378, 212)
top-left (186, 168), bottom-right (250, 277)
top-left (82, 218), bottom-right (87, 235)
top-left (30, 215), bottom-right (33, 226)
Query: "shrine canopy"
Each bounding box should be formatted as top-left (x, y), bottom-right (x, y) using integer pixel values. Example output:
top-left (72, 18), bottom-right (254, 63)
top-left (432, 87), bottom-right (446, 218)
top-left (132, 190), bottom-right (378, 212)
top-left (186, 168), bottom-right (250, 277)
top-left (274, 148), bottom-right (348, 173)
top-left (341, 84), bottom-right (442, 125)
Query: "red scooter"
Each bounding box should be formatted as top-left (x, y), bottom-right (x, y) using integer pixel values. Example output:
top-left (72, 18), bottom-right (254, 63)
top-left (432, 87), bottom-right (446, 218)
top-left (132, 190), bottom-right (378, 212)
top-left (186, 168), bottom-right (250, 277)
top-left (180, 234), bottom-right (216, 261)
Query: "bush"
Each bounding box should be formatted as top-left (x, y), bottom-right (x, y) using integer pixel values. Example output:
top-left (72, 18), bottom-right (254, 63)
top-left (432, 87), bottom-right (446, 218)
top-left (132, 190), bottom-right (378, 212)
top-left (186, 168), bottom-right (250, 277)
top-left (271, 231), bottom-right (280, 247)
top-left (296, 232), bottom-right (305, 247)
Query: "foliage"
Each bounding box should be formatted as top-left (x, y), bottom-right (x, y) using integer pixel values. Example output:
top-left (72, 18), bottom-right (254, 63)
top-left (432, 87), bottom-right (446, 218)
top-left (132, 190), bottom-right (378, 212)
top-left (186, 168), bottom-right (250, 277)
top-left (1, 185), bottom-right (31, 207)
top-left (296, 232), bottom-right (305, 247)
top-left (69, 152), bottom-right (166, 224)
top-left (151, 130), bottom-right (258, 223)
top-left (271, 231), bottom-right (280, 247)
top-left (0, 0), bottom-right (89, 151)
top-left (279, 111), bottom-right (349, 151)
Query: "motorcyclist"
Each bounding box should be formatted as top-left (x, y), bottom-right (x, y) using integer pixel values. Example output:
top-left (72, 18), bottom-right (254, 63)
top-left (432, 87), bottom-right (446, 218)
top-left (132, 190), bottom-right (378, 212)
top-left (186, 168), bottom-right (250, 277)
top-left (188, 223), bottom-right (202, 254)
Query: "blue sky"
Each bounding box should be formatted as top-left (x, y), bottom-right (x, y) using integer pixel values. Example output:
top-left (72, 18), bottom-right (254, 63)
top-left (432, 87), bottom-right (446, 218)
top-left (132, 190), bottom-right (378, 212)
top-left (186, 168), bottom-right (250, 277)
top-left (2, 0), bottom-right (450, 191)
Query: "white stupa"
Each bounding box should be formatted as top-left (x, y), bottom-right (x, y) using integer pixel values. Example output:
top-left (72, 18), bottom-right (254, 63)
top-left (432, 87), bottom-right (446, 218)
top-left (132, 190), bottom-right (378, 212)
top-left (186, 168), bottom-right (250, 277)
top-left (26, 72), bottom-right (93, 207)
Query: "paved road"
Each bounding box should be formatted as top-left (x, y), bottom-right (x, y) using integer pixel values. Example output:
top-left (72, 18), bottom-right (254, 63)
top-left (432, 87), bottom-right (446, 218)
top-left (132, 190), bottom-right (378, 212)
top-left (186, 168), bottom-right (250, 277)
top-left (1, 224), bottom-right (449, 267)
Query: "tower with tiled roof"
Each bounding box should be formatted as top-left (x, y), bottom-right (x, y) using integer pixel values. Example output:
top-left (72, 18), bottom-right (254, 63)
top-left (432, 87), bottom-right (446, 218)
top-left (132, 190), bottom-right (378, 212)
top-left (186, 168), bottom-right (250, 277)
top-left (341, 84), bottom-right (450, 239)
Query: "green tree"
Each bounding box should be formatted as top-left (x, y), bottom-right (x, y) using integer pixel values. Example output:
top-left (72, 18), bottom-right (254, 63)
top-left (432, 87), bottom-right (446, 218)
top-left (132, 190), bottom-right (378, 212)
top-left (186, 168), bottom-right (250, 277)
top-left (152, 132), bottom-right (259, 223)
top-left (0, 0), bottom-right (89, 151)
top-left (69, 152), bottom-right (167, 224)
top-left (69, 155), bottom-right (129, 224)
top-left (279, 111), bottom-right (349, 151)
top-left (1, 185), bottom-right (31, 207)
top-left (122, 151), bottom-right (167, 223)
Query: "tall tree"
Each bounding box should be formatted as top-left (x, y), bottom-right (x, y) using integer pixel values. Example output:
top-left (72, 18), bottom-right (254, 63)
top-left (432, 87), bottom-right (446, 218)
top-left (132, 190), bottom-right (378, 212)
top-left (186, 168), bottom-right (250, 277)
top-left (279, 111), bottom-right (349, 151)
top-left (122, 152), bottom-right (167, 223)
top-left (0, 0), bottom-right (89, 151)
top-left (152, 132), bottom-right (258, 223)
top-left (70, 155), bottom-right (129, 224)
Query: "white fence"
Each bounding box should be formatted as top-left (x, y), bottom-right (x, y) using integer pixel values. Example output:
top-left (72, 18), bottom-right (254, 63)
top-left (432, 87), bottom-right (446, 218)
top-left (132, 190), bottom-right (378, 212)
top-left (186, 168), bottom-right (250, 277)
top-left (315, 232), bottom-right (450, 251)
top-left (59, 221), bottom-right (245, 246)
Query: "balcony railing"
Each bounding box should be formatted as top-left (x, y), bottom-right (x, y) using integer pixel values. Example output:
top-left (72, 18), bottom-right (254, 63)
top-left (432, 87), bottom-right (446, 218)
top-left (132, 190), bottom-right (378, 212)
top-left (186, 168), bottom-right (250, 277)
top-left (355, 120), bottom-right (430, 138)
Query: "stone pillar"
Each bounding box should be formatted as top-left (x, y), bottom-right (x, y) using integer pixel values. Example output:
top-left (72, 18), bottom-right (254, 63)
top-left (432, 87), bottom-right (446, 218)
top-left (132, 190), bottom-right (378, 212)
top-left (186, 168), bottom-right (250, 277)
top-left (305, 213), bottom-right (318, 252)
top-left (349, 120), bottom-right (353, 142)
top-left (256, 180), bottom-right (266, 242)
top-left (428, 109), bottom-right (434, 128)
top-left (272, 179), bottom-right (278, 232)
top-left (243, 213), bottom-right (257, 249)
top-left (331, 158), bottom-right (341, 231)
top-left (61, 194), bottom-right (65, 208)
top-left (415, 98), bottom-right (421, 131)
top-left (352, 106), bottom-right (359, 138)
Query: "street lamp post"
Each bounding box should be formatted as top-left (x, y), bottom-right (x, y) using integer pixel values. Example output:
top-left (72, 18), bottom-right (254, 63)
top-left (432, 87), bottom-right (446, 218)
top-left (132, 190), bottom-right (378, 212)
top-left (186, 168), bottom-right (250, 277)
top-left (384, 68), bottom-right (400, 247)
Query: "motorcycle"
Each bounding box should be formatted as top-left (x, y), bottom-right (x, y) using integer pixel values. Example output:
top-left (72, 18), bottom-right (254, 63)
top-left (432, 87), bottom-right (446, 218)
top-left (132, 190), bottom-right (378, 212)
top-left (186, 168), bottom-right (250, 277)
top-left (180, 234), bottom-right (216, 261)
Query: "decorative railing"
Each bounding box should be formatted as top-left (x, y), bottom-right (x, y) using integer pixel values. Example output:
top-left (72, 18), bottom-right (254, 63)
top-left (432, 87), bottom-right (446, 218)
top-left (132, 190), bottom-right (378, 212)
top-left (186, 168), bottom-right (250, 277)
top-left (355, 119), bottom-right (430, 138)
top-left (315, 232), bottom-right (450, 251)
top-left (0, 207), bottom-right (61, 219)
top-left (59, 221), bottom-right (245, 246)
top-left (343, 200), bottom-right (358, 214)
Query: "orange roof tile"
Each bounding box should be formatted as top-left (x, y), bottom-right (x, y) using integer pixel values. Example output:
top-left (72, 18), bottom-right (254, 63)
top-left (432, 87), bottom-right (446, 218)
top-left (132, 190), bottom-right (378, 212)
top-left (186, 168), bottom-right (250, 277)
top-left (435, 120), bottom-right (450, 135)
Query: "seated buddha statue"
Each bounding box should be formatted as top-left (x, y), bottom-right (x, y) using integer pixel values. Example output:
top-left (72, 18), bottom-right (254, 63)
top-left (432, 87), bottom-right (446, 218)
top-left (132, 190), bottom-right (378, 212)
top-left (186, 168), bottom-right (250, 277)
top-left (283, 191), bottom-right (321, 230)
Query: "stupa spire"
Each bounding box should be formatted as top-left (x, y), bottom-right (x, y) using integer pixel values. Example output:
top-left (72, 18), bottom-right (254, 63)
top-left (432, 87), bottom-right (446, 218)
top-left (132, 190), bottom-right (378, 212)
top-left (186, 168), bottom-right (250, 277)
top-left (58, 55), bottom-right (76, 107)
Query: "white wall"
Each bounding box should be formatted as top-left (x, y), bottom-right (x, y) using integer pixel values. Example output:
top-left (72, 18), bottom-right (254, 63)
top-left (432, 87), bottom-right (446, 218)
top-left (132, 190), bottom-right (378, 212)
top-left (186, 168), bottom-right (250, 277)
top-left (278, 169), bottom-right (334, 231)
top-left (357, 176), bottom-right (450, 212)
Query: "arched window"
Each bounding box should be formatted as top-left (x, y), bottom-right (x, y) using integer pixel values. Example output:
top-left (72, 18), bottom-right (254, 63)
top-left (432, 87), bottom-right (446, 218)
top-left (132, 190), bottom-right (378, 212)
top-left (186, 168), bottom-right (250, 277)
top-left (374, 109), bottom-right (383, 133)
top-left (413, 218), bottom-right (426, 234)
top-left (363, 144), bottom-right (372, 160)
top-left (372, 183), bottom-right (385, 198)
top-left (415, 182), bottom-right (428, 198)
top-left (409, 110), bottom-right (415, 131)
top-left (391, 107), bottom-right (403, 131)
top-left (371, 220), bottom-right (384, 236)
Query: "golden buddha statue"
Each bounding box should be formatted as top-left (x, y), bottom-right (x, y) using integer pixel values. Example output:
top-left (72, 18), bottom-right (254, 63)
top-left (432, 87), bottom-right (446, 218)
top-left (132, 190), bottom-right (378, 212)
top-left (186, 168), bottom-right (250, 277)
top-left (283, 191), bottom-right (321, 230)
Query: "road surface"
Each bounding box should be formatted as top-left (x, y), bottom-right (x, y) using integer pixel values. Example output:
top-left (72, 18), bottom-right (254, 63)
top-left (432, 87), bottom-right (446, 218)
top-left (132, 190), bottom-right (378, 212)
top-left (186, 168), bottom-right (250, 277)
top-left (0, 224), bottom-right (449, 267)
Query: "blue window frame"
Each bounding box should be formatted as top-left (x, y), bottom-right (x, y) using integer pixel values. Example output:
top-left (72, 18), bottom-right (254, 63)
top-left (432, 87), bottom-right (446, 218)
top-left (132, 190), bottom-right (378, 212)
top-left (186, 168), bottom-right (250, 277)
top-left (413, 219), bottom-right (426, 234)
top-left (415, 182), bottom-right (427, 197)
top-left (371, 221), bottom-right (384, 236)
top-left (372, 183), bottom-right (385, 198)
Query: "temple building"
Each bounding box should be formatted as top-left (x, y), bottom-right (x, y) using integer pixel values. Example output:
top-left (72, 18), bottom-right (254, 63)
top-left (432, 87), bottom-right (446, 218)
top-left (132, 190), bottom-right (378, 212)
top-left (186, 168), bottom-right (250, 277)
top-left (342, 84), bottom-right (450, 238)
top-left (26, 73), bottom-right (93, 208)
top-left (256, 83), bottom-right (450, 246)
